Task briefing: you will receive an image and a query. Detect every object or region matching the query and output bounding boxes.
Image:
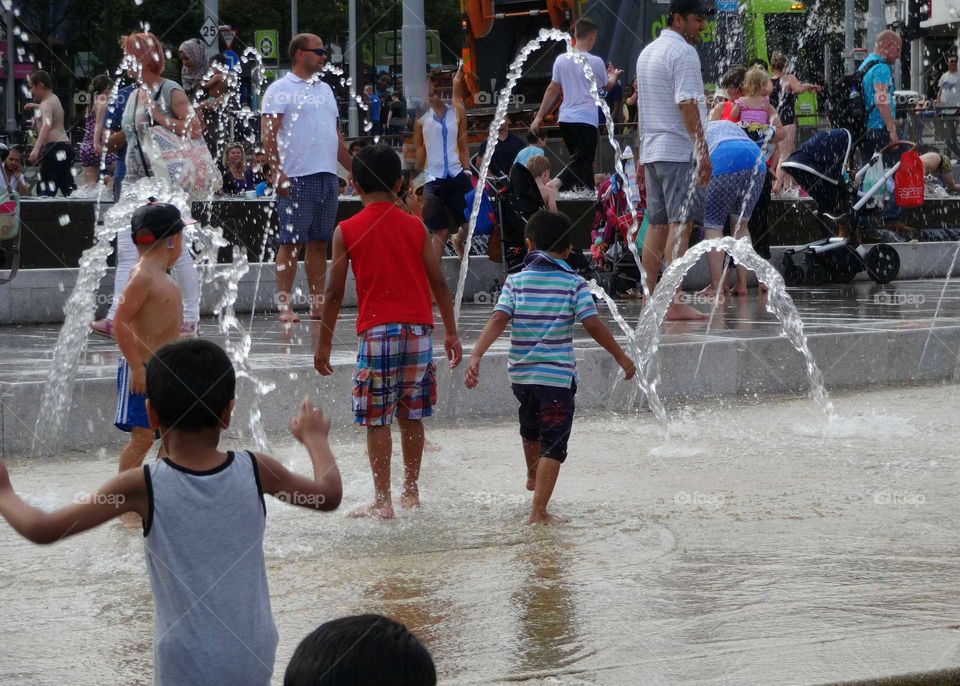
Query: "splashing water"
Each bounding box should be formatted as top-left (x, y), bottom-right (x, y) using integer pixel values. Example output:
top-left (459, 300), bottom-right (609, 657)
top-left (918, 241), bottom-right (960, 374)
top-left (587, 281), bottom-right (667, 421)
top-left (637, 236), bottom-right (835, 420)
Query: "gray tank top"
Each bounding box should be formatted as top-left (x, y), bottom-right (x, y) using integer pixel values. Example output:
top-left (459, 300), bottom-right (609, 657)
top-left (143, 450), bottom-right (278, 686)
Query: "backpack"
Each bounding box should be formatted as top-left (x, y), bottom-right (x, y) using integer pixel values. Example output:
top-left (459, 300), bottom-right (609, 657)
top-left (823, 58), bottom-right (884, 146)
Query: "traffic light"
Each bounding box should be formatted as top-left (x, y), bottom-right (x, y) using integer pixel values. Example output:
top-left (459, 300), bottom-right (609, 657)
top-left (905, 0), bottom-right (931, 40)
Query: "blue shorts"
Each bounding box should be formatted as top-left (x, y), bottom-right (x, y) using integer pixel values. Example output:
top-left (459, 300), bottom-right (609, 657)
top-left (422, 172), bottom-right (472, 233)
top-left (276, 171), bottom-right (339, 244)
top-left (512, 381), bottom-right (577, 462)
top-left (115, 358), bottom-right (151, 432)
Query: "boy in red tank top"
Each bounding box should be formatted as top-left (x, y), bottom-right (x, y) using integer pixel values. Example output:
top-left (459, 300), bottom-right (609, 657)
top-left (315, 145), bottom-right (463, 519)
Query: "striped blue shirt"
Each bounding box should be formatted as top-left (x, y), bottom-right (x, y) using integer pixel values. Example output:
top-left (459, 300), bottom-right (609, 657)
top-left (494, 251), bottom-right (598, 388)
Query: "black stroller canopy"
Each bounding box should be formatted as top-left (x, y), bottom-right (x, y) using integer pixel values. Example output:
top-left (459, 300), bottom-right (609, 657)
top-left (783, 129), bottom-right (853, 216)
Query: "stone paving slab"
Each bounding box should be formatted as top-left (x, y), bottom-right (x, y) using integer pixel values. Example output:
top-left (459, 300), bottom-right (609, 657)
top-left (5, 280), bottom-right (960, 456)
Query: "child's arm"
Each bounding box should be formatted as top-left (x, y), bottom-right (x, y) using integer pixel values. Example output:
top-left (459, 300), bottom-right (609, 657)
top-left (581, 316), bottom-right (636, 379)
top-left (420, 229), bottom-right (462, 367)
top-left (464, 310), bottom-right (511, 388)
top-left (546, 186), bottom-right (558, 212)
top-left (315, 227), bottom-right (348, 376)
top-left (729, 103), bottom-right (741, 119)
top-left (0, 462), bottom-right (147, 543)
top-left (114, 270), bottom-right (150, 393)
top-left (254, 399), bottom-right (342, 511)
top-left (581, 316), bottom-right (637, 379)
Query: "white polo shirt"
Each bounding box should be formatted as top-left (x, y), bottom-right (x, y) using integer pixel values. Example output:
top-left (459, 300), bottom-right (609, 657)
top-left (635, 29), bottom-right (707, 164)
top-left (551, 50), bottom-right (607, 127)
top-left (261, 73), bottom-right (339, 178)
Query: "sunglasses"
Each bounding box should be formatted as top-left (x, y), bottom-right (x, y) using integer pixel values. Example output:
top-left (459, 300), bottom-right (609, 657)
top-left (303, 47), bottom-right (330, 57)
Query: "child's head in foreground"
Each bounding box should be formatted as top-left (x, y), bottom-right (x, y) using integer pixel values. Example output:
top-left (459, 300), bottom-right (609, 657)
top-left (131, 201), bottom-right (195, 267)
top-left (525, 209), bottom-right (572, 258)
top-left (283, 614), bottom-right (436, 686)
top-left (351, 144), bottom-right (402, 200)
top-left (146, 339), bottom-right (236, 433)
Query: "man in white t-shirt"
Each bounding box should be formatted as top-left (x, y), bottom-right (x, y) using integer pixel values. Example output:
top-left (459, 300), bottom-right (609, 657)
top-left (636, 0), bottom-right (713, 320)
top-left (261, 33), bottom-right (352, 322)
top-left (531, 17), bottom-right (622, 190)
top-left (937, 54), bottom-right (960, 160)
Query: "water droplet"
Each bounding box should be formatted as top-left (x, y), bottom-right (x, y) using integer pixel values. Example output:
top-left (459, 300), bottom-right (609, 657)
top-left (289, 372), bottom-right (298, 380)
top-left (58, 214), bottom-right (70, 226)
top-left (57, 282), bottom-right (64, 292)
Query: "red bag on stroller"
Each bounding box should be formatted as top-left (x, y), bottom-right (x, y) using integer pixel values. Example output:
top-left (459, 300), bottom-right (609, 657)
top-left (894, 149), bottom-right (924, 208)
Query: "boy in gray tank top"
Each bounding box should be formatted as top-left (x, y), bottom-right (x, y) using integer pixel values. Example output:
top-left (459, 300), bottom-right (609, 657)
top-left (0, 339), bottom-right (343, 686)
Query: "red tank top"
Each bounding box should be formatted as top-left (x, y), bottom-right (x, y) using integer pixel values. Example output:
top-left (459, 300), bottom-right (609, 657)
top-left (721, 100), bottom-right (738, 122)
top-left (339, 202), bottom-right (434, 334)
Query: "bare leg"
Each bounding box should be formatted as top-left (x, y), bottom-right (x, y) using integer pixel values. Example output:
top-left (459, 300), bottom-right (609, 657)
top-left (118, 428), bottom-right (154, 472)
top-left (450, 223), bottom-right (468, 259)
top-left (700, 228), bottom-right (725, 297)
top-left (775, 124), bottom-right (798, 192)
top-left (522, 438), bottom-right (541, 491)
top-left (641, 224), bottom-right (669, 297)
top-left (732, 220), bottom-right (751, 295)
top-left (397, 418), bottom-right (424, 509)
top-left (351, 425), bottom-right (395, 519)
top-left (275, 243), bottom-right (302, 322)
top-left (431, 228), bottom-right (449, 260)
top-left (664, 222), bottom-right (707, 320)
top-left (529, 457), bottom-right (568, 524)
top-left (118, 428), bottom-right (154, 527)
top-left (303, 240), bottom-right (328, 318)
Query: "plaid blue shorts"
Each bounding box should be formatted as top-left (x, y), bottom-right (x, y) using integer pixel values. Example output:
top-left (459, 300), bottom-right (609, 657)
top-left (353, 324), bottom-right (437, 426)
top-left (276, 171), bottom-right (339, 244)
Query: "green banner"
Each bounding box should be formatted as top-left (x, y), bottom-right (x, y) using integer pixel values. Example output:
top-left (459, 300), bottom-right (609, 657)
top-left (375, 30), bottom-right (441, 66)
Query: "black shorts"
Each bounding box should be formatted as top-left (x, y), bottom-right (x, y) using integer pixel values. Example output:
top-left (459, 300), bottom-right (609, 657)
top-left (512, 381), bottom-right (577, 463)
top-left (422, 172), bottom-right (472, 233)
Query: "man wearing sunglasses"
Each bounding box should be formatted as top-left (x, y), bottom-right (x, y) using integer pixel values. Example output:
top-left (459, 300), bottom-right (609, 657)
top-left (937, 55), bottom-right (960, 160)
top-left (262, 33), bottom-right (352, 323)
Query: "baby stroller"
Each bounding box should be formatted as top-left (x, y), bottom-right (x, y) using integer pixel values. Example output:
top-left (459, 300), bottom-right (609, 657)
top-left (591, 175), bottom-right (643, 297)
top-left (779, 128), bottom-right (902, 286)
top-left (491, 162), bottom-right (544, 273)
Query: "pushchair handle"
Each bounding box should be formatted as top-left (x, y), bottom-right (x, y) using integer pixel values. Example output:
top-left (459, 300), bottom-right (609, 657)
top-left (879, 140), bottom-right (917, 155)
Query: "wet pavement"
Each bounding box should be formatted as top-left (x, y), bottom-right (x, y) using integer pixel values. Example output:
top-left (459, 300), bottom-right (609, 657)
top-left (4, 280), bottom-right (960, 385)
top-left (0, 386), bottom-right (958, 684)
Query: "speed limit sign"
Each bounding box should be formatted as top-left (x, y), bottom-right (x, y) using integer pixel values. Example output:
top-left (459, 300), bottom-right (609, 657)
top-left (200, 16), bottom-right (218, 47)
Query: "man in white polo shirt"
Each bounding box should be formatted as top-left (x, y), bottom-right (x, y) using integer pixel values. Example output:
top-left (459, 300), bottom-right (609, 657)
top-left (636, 0), bottom-right (713, 320)
top-left (262, 33), bottom-right (352, 322)
top-left (531, 17), bottom-right (622, 191)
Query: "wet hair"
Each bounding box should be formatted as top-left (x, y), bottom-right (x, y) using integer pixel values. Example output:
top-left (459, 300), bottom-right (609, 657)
top-left (720, 65), bottom-right (747, 91)
top-left (29, 70), bottom-right (53, 90)
top-left (125, 32), bottom-right (165, 73)
top-left (351, 144), bottom-right (401, 194)
top-left (284, 614), bottom-right (436, 686)
top-left (525, 209), bottom-right (572, 253)
top-left (348, 138), bottom-right (370, 154)
top-left (146, 339), bottom-right (236, 431)
top-left (526, 130), bottom-right (544, 144)
top-left (770, 52), bottom-right (788, 71)
top-left (525, 155), bottom-right (551, 179)
top-left (742, 66), bottom-right (769, 98)
top-left (751, 58), bottom-right (769, 71)
top-left (574, 17), bottom-right (599, 40)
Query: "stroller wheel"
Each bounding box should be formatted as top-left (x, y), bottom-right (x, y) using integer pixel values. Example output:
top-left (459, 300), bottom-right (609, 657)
top-left (803, 252), bottom-right (830, 286)
top-left (865, 244), bottom-right (900, 284)
top-left (781, 254), bottom-right (803, 287)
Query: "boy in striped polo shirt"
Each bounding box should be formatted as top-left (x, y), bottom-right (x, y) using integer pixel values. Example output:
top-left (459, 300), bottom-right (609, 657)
top-left (465, 210), bottom-right (636, 524)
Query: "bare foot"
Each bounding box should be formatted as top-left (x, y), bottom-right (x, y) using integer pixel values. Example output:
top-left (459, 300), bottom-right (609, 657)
top-left (451, 234), bottom-right (466, 259)
top-left (349, 502), bottom-right (395, 519)
top-left (665, 301), bottom-right (708, 321)
top-left (279, 310), bottom-right (301, 323)
top-left (732, 285), bottom-right (748, 296)
top-left (118, 511), bottom-right (142, 529)
top-left (528, 511), bottom-right (571, 525)
top-left (400, 485), bottom-right (421, 510)
top-left (423, 439), bottom-right (442, 453)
